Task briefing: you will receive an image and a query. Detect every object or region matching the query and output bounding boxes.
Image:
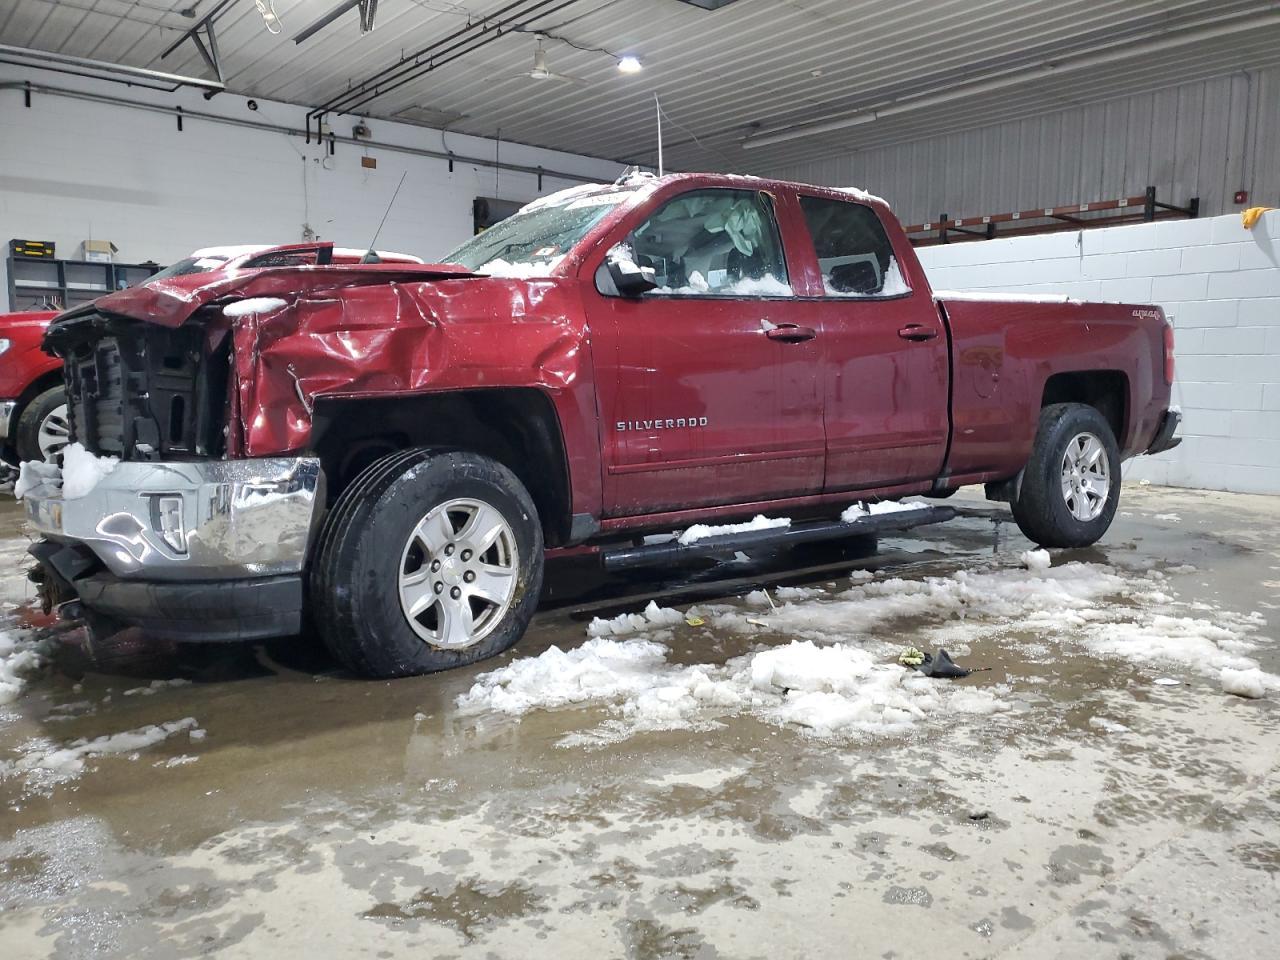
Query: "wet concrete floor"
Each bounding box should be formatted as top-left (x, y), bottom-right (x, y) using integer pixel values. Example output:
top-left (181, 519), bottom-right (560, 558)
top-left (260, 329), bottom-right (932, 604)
top-left (0, 484), bottom-right (1277, 959)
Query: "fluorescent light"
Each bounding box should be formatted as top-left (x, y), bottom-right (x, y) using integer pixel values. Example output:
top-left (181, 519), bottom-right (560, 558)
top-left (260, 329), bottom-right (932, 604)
top-left (617, 55), bottom-right (643, 74)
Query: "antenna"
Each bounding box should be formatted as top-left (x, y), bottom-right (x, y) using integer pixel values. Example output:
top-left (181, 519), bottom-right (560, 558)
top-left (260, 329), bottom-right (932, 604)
top-left (361, 170), bottom-right (407, 263)
top-left (654, 93), bottom-right (664, 177)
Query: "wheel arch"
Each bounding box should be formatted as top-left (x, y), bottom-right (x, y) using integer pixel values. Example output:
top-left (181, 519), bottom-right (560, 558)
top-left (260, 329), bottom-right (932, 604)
top-left (1040, 370), bottom-right (1129, 447)
top-left (309, 388), bottom-right (575, 547)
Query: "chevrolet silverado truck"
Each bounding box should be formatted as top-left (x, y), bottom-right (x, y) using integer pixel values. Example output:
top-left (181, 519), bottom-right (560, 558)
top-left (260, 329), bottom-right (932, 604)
top-left (1, 243), bottom-right (423, 468)
top-left (21, 172), bottom-right (1181, 677)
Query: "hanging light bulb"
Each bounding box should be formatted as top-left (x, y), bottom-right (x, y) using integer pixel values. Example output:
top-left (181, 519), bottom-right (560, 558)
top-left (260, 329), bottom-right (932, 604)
top-left (617, 55), bottom-right (643, 74)
top-left (255, 0), bottom-right (283, 35)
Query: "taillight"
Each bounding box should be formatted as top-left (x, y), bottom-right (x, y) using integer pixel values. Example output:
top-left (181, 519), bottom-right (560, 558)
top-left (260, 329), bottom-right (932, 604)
top-left (1163, 322), bottom-right (1175, 385)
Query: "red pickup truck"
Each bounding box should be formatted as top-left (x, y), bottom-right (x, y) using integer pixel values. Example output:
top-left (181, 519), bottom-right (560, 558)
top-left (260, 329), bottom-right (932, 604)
top-left (0, 310), bottom-right (63, 465)
top-left (22, 172), bottom-right (1180, 677)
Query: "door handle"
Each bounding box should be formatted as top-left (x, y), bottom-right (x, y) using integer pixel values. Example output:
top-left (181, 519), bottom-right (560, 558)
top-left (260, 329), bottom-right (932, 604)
top-left (898, 324), bottom-right (939, 342)
top-left (765, 323), bottom-right (817, 343)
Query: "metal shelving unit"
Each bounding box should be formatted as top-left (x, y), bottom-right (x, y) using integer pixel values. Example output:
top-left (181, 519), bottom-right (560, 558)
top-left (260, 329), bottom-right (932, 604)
top-left (5, 253), bottom-right (162, 312)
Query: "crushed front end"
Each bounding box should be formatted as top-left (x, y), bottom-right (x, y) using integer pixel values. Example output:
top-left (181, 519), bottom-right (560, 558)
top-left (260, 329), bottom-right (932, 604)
top-left (25, 309), bottom-right (323, 642)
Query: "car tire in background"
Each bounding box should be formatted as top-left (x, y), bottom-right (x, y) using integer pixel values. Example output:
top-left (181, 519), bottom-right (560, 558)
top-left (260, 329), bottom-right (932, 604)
top-left (1011, 402), bottom-right (1121, 548)
top-left (14, 387), bottom-right (70, 463)
top-left (311, 447), bottom-right (545, 678)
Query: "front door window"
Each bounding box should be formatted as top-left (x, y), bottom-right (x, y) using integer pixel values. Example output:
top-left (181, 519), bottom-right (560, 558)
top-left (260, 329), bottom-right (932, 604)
top-left (631, 189), bottom-right (792, 297)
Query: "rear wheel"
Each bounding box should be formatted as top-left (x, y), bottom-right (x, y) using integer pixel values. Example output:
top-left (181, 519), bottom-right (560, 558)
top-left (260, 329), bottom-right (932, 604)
top-left (311, 449), bottom-right (544, 678)
top-left (15, 387), bottom-right (69, 463)
top-left (1010, 403), bottom-right (1121, 548)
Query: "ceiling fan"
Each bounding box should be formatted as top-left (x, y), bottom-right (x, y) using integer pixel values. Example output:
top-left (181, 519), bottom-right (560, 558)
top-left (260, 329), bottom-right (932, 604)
top-left (497, 40), bottom-right (586, 84)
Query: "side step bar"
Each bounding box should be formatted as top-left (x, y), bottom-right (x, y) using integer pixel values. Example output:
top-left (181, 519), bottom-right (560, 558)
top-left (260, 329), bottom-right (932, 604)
top-left (601, 506), bottom-right (958, 571)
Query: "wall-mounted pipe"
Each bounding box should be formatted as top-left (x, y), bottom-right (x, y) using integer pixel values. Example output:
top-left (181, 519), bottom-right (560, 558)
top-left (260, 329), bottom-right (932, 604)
top-left (0, 80), bottom-right (606, 187)
top-left (0, 43), bottom-right (225, 96)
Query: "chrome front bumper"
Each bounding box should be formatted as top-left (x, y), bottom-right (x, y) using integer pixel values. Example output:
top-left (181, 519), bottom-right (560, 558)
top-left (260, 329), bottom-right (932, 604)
top-left (25, 457), bottom-right (324, 580)
top-left (0, 400), bottom-right (16, 440)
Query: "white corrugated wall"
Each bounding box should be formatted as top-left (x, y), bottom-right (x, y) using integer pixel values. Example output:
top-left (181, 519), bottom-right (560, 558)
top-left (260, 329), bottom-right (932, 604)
top-left (763, 67), bottom-right (1280, 227)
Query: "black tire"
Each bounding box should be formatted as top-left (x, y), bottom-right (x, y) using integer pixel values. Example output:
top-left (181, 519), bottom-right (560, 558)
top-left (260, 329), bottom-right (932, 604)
top-left (1011, 402), bottom-right (1121, 548)
top-left (14, 386), bottom-right (69, 463)
top-left (310, 448), bottom-right (544, 678)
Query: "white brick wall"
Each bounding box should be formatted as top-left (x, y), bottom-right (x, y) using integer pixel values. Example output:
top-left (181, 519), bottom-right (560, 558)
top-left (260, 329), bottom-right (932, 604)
top-left (0, 69), bottom-right (622, 310)
top-left (918, 212), bottom-right (1280, 495)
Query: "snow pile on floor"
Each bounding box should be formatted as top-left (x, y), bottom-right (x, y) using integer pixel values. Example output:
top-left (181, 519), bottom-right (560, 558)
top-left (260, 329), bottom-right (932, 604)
top-left (0, 717), bottom-right (198, 788)
top-left (462, 552), bottom-right (1278, 744)
top-left (459, 631), bottom-right (1007, 742)
top-left (678, 515), bottom-right (790, 545)
top-left (841, 500), bottom-right (929, 522)
top-left (15, 443), bottom-right (118, 500)
top-left (0, 629), bottom-right (47, 706)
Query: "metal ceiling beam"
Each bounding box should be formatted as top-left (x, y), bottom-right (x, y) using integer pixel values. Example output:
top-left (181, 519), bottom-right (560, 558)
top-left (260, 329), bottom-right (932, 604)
top-left (159, 0), bottom-right (237, 95)
top-left (306, 0), bottom-right (578, 127)
top-left (293, 0), bottom-right (379, 46)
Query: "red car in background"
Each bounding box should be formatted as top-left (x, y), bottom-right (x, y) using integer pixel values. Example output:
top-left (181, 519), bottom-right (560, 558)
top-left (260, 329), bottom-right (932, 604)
top-left (1, 243), bottom-right (422, 465)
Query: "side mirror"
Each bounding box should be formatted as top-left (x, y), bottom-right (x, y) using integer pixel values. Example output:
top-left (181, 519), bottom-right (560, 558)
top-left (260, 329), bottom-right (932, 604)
top-left (603, 254), bottom-right (658, 298)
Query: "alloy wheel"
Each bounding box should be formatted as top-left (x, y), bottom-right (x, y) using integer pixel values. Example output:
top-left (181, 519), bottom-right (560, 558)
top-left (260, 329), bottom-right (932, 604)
top-left (1060, 431), bottom-right (1110, 522)
top-left (398, 497), bottom-right (519, 649)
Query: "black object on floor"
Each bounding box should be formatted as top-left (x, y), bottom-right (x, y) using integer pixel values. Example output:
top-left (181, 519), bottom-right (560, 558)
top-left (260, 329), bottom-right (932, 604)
top-left (919, 649), bottom-right (971, 678)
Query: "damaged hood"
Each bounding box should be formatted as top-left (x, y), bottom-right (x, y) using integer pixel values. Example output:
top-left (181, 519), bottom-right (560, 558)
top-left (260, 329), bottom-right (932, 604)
top-left (48, 263), bottom-right (480, 331)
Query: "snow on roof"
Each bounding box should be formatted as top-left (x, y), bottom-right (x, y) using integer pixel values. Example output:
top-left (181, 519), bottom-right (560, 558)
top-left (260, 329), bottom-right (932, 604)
top-left (933, 290), bottom-right (1078, 304)
top-left (190, 244), bottom-right (273, 259)
top-left (331, 248), bottom-right (424, 263)
top-left (836, 186), bottom-right (890, 206)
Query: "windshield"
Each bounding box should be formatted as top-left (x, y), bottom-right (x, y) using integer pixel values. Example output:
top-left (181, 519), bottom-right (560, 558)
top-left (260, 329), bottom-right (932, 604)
top-left (442, 187), bottom-right (636, 275)
top-left (147, 255), bottom-right (231, 283)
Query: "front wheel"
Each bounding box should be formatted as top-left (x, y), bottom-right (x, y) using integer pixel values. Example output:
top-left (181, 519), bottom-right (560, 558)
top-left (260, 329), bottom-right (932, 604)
top-left (310, 449), bottom-right (544, 678)
top-left (1010, 403), bottom-right (1121, 548)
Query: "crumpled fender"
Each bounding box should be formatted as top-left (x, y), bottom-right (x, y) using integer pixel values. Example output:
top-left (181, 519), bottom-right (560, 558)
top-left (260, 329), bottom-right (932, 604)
top-left (224, 276), bottom-right (600, 515)
top-left (55, 263), bottom-right (478, 330)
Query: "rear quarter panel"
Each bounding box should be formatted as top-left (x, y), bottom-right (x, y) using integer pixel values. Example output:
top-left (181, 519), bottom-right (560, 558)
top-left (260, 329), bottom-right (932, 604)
top-left (941, 299), bottom-right (1169, 480)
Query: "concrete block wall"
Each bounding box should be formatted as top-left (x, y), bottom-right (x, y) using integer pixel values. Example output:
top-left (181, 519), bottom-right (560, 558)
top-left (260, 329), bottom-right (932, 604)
top-left (917, 211), bottom-right (1280, 495)
top-left (0, 67), bottom-right (623, 310)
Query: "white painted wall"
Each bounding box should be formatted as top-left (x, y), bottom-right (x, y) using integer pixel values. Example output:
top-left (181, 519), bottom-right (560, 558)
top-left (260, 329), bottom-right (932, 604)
top-left (917, 212), bottom-right (1280, 496)
top-left (0, 67), bottom-right (624, 309)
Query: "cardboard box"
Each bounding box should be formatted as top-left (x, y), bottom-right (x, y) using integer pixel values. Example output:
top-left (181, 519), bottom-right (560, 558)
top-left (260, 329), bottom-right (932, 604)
top-left (80, 239), bottom-right (118, 263)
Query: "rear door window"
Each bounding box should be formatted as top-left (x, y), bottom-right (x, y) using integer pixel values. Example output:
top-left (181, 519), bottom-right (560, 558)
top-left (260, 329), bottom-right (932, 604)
top-left (799, 195), bottom-right (910, 297)
top-left (631, 189), bottom-right (791, 296)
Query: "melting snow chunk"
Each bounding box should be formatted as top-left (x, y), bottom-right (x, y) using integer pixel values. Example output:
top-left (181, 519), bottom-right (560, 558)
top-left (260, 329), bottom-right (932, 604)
top-left (0, 629), bottom-right (46, 705)
top-left (1020, 549), bottom-right (1052, 572)
top-left (61, 443), bottom-right (120, 498)
top-left (678, 515), bottom-right (791, 545)
top-left (15, 443), bottom-right (118, 500)
top-left (223, 297), bottom-right (288, 317)
top-left (1221, 667), bottom-right (1270, 699)
top-left (587, 601), bottom-right (685, 637)
top-left (841, 500), bottom-right (928, 523)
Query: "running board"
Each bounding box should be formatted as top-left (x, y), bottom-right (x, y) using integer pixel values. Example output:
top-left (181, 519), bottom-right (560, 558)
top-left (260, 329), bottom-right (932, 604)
top-left (601, 506), bottom-right (958, 571)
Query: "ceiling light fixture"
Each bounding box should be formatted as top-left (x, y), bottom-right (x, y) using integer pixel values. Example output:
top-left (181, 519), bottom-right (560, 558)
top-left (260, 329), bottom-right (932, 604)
top-left (617, 55), bottom-right (643, 74)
